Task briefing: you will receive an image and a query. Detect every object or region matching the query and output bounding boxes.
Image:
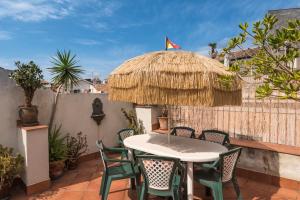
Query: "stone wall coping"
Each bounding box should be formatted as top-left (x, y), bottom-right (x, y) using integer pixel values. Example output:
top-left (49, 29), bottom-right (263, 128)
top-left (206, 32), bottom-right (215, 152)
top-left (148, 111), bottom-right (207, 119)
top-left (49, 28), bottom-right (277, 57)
top-left (19, 125), bottom-right (48, 131)
top-left (152, 129), bottom-right (300, 156)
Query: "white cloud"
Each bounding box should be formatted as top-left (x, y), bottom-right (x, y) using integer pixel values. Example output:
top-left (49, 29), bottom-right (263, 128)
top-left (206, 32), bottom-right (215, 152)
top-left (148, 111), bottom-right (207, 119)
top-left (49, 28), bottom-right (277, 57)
top-left (73, 39), bottom-right (102, 46)
top-left (0, 0), bottom-right (73, 22)
top-left (0, 31), bottom-right (12, 40)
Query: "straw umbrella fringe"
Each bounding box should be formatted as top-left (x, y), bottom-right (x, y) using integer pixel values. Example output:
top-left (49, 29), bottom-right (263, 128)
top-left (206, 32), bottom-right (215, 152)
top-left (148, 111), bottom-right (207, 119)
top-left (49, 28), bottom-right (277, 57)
top-left (108, 51), bottom-right (242, 106)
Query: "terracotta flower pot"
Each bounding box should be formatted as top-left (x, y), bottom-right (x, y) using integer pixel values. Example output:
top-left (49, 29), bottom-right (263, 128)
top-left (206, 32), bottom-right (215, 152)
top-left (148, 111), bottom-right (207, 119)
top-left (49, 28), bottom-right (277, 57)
top-left (158, 117), bottom-right (168, 130)
top-left (0, 184), bottom-right (10, 200)
top-left (49, 160), bottom-right (65, 180)
top-left (19, 106), bottom-right (39, 127)
top-left (65, 159), bottom-right (79, 170)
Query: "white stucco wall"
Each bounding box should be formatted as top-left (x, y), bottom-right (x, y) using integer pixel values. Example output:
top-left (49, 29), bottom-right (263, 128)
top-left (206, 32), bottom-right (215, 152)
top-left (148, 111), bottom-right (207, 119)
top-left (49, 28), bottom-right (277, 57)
top-left (0, 68), bottom-right (132, 152)
top-left (53, 94), bottom-right (132, 153)
top-left (0, 68), bottom-right (52, 149)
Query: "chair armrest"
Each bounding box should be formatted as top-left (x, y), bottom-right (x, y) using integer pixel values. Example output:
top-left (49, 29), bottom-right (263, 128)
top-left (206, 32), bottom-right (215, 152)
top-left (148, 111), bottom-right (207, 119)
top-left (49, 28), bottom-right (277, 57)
top-left (105, 158), bottom-right (132, 163)
top-left (104, 147), bottom-right (128, 153)
top-left (105, 159), bottom-right (136, 173)
top-left (202, 159), bottom-right (219, 169)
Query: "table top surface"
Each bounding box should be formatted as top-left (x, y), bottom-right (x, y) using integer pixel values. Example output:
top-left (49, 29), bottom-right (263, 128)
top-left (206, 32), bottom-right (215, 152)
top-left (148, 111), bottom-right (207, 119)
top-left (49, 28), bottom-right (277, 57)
top-left (123, 133), bottom-right (228, 162)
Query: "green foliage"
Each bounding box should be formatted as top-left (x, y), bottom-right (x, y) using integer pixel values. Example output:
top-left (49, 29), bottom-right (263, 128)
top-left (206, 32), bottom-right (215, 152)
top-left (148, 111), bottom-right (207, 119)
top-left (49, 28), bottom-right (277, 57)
top-left (121, 108), bottom-right (145, 134)
top-left (48, 50), bottom-right (84, 91)
top-left (208, 42), bottom-right (217, 58)
top-left (161, 105), bottom-right (168, 117)
top-left (9, 61), bottom-right (43, 107)
top-left (0, 145), bottom-right (24, 190)
top-left (49, 125), bottom-right (67, 162)
top-left (66, 132), bottom-right (88, 163)
top-left (223, 14), bottom-right (300, 101)
top-left (48, 50), bottom-right (84, 131)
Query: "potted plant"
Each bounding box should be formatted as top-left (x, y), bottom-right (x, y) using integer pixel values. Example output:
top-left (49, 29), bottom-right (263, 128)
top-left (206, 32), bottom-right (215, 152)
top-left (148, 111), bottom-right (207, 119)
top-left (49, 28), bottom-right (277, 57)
top-left (121, 108), bottom-right (145, 134)
top-left (9, 61), bottom-right (43, 126)
top-left (0, 145), bottom-right (24, 199)
top-left (65, 132), bottom-right (88, 170)
top-left (157, 105), bottom-right (168, 130)
top-left (49, 125), bottom-right (67, 180)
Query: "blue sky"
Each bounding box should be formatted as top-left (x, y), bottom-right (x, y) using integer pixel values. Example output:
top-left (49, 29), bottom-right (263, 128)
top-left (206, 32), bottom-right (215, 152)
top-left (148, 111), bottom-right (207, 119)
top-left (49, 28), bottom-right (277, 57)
top-left (0, 0), bottom-right (299, 80)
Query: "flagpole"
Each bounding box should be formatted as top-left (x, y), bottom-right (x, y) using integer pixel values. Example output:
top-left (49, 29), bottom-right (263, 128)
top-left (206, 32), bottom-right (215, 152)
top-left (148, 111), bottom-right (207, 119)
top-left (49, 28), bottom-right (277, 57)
top-left (165, 36), bottom-right (167, 51)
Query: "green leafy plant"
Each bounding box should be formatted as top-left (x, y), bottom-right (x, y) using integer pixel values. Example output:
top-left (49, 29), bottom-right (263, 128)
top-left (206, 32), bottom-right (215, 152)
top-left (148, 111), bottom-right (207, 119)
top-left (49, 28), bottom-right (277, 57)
top-left (48, 125), bottom-right (67, 162)
top-left (160, 105), bottom-right (168, 117)
top-left (48, 50), bottom-right (84, 131)
top-left (121, 108), bottom-right (145, 134)
top-left (0, 145), bottom-right (24, 197)
top-left (9, 61), bottom-right (43, 107)
top-left (208, 42), bottom-right (218, 58)
top-left (65, 132), bottom-right (88, 169)
top-left (223, 15), bottom-right (300, 101)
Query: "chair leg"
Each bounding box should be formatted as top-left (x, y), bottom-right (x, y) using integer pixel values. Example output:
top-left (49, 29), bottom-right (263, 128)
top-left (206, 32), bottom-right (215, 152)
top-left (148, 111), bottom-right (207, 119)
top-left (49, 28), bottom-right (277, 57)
top-left (102, 177), bottom-right (112, 200)
top-left (99, 174), bottom-right (107, 195)
top-left (139, 184), bottom-right (145, 200)
top-left (232, 177), bottom-right (242, 200)
top-left (173, 189), bottom-right (180, 200)
top-left (211, 183), bottom-right (223, 200)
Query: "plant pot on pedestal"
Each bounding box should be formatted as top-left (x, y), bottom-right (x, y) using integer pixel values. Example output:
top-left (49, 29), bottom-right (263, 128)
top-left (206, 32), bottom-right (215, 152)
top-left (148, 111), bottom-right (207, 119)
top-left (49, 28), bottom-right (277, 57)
top-left (19, 106), bottom-right (39, 126)
top-left (158, 116), bottom-right (168, 130)
top-left (9, 61), bottom-right (43, 127)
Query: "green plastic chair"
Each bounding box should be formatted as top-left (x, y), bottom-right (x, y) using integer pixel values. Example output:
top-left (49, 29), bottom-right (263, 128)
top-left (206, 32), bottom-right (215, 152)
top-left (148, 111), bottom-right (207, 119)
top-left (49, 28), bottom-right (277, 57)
top-left (117, 128), bottom-right (135, 147)
top-left (96, 140), bottom-right (140, 200)
top-left (194, 147), bottom-right (243, 200)
top-left (136, 155), bottom-right (185, 200)
top-left (170, 126), bottom-right (196, 138)
top-left (199, 129), bottom-right (230, 147)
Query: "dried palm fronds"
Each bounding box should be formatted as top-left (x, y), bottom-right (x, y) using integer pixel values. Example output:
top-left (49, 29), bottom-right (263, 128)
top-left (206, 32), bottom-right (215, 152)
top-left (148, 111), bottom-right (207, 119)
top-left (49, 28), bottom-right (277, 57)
top-left (108, 51), bottom-right (242, 106)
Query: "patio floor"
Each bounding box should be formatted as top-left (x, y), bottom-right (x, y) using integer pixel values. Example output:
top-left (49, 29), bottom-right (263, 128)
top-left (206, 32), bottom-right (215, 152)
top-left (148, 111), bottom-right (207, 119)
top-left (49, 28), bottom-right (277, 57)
top-left (11, 158), bottom-right (300, 200)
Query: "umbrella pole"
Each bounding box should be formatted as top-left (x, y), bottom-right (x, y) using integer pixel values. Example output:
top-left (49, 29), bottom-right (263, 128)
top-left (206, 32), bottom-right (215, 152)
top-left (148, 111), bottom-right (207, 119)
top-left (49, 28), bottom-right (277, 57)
top-left (167, 105), bottom-right (170, 144)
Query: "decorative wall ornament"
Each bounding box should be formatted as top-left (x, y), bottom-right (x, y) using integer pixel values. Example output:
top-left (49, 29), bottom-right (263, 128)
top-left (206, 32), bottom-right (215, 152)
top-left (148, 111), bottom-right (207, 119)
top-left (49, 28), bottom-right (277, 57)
top-left (91, 98), bottom-right (105, 125)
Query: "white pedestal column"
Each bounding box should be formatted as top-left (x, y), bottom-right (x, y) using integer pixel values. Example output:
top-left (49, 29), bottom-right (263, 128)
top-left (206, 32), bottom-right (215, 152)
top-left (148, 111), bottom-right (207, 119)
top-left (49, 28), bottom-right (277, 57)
top-left (135, 105), bottom-right (160, 133)
top-left (17, 125), bottom-right (50, 194)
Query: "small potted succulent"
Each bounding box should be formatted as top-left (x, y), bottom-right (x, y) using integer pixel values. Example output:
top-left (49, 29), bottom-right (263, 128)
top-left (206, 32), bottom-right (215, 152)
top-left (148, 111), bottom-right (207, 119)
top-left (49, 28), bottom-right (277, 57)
top-left (157, 105), bottom-right (168, 130)
top-left (0, 145), bottom-right (24, 199)
top-left (65, 132), bottom-right (88, 170)
top-left (9, 61), bottom-right (43, 126)
top-left (48, 125), bottom-right (67, 180)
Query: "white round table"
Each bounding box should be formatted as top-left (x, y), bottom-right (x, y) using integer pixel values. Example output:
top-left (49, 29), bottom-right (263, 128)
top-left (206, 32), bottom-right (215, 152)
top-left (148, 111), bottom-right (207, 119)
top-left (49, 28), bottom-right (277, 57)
top-left (123, 133), bottom-right (228, 200)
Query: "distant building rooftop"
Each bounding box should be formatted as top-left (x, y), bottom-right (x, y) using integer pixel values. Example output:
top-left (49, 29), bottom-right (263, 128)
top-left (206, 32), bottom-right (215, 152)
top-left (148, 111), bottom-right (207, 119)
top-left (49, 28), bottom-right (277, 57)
top-left (268, 8), bottom-right (300, 31)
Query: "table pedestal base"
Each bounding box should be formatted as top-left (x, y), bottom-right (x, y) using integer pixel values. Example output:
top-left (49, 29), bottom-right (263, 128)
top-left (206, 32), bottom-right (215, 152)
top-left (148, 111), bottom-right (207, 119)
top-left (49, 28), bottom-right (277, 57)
top-left (187, 162), bottom-right (194, 200)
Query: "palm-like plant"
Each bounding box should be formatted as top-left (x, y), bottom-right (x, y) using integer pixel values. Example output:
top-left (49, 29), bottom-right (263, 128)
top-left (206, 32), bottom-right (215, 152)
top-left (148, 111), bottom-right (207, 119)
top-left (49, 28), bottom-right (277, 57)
top-left (208, 42), bottom-right (217, 58)
top-left (48, 50), bottom-right (84, 130)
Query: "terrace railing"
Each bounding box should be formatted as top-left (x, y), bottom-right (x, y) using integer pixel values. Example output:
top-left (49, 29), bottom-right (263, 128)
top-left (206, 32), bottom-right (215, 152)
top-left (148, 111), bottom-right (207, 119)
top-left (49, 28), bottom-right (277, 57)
top-left (169, 77), bottom-right (300, 147)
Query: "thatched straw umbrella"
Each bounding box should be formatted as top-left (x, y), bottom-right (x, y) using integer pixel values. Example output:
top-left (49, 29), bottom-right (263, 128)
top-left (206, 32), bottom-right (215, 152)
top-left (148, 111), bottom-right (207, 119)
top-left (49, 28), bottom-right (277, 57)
top-left (108, 50), bottom-right (242, 106)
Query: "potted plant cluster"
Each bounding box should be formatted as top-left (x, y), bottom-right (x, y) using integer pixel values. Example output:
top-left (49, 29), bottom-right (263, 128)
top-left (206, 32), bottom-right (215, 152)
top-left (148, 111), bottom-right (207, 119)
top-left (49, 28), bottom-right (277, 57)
top-left (48, 125), bottom-right (67, 180)
top-left (9, 61), bottom-right (43, 126)
top-left (121, 108), bottom-right (145, 134)
top-left (65, 132), bottom-right (88, 170)
top-left (0, 145), bottom-right (24, 199)
top-left (158, 105), bottom-right (168, 130)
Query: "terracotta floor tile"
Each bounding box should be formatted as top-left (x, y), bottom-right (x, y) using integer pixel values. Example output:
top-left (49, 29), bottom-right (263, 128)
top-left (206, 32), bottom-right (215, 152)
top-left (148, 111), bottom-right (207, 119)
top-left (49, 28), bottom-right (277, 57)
top-left (57, 191), bottom-right (84, 200)
top-left (81, 191), bottom-right (100, 200)
top-left (64, 181), bottom-right (89, 191)
top-left (9, 158), bottom-right (300, 200)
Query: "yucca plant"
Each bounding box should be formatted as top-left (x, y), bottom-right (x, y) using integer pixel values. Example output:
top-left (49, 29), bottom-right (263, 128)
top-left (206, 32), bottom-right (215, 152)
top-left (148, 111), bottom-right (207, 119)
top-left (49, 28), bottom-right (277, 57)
top-left (48, 125), bottom-right (67, 179)
top-left (48, 125), bottom-right (67, 162)
top-left (48, 50), bottom-right (84, 131)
